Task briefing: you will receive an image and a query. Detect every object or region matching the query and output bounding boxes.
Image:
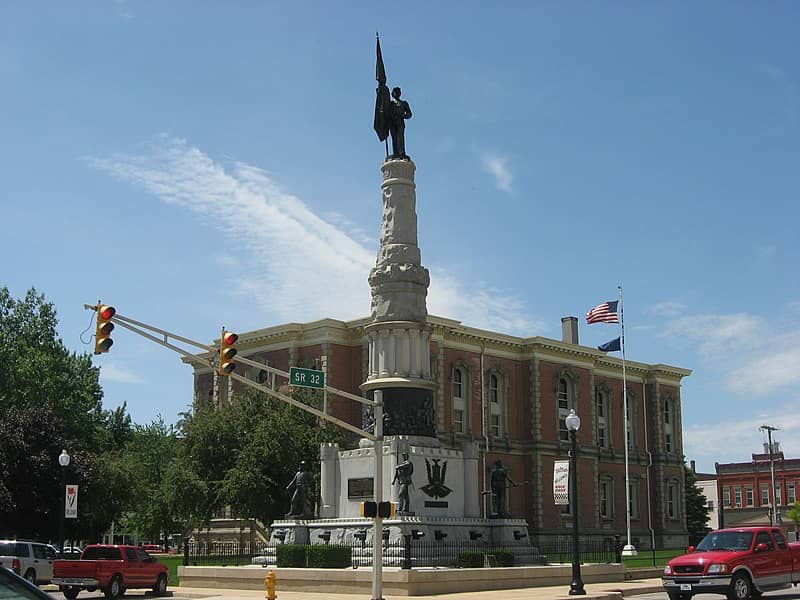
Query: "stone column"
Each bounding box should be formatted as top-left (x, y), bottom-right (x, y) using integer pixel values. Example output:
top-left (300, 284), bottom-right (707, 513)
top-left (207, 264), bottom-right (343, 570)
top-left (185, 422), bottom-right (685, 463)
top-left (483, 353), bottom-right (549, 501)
top-left (361, 159), bottom-right (436, 438)
top-left (319, 443), bottom-right (339, 518)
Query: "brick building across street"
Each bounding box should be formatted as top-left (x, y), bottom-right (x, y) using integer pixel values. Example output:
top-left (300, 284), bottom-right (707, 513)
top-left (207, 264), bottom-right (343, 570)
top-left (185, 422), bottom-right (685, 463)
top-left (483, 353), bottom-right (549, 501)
top-left (716, 443), bottom-right (800, 529)
top-left (189, 314), bottom-right (691, 548)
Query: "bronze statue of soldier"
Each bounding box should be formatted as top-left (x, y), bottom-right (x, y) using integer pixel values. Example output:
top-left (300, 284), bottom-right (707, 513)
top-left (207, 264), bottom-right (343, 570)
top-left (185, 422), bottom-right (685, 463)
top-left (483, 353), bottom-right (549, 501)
top-left (374, 35), bottom-right (412, 161)
top-left (388, 87), bottom-right (412, 159)
top-left (286, 461), bottom-right (313, 518)
top-left (490, 460), bottom-right (518, 518)
top-left (392, 452), bottom-right (414, 514)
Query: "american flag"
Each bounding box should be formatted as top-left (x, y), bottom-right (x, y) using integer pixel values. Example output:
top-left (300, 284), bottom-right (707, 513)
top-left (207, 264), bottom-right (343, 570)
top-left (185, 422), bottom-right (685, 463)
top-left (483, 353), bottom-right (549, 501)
top-left (586, 301), bottom-right (619, 324)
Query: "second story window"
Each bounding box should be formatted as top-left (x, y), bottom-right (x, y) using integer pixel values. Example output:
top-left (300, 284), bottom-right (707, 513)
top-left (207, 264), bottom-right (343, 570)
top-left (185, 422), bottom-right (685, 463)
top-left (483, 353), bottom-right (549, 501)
top-left (595, 387), bottom-right (609, 448)
top-left (558, 377), bottom-right (571, 441)
top-left (489, 372), bottom-right (505, 437)
top-left (452, 366), bottom-right (467, 433)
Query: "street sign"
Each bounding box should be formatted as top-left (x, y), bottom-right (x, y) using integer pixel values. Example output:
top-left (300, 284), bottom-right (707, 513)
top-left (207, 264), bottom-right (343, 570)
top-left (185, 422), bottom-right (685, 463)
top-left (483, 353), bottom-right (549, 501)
top-left (65, 484), bottom-right (78, 519)
top-left (289, 366), bottom-right (325, 389)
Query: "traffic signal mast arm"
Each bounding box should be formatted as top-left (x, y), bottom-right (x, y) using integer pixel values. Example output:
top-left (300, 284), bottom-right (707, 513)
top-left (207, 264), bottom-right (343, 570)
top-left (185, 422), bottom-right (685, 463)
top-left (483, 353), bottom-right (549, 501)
top-left (82, 304), bottom-right (376, 439)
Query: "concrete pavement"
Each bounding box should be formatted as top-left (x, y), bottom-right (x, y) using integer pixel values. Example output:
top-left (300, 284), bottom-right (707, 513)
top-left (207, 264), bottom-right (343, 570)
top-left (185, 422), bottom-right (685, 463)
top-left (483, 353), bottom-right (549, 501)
top-left (167, 576), bottom-right (665, 600)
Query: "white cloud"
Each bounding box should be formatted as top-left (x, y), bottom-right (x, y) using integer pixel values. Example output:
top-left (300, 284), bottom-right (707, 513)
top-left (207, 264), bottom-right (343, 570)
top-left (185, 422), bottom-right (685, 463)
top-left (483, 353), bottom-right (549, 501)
top-left (100, 363), bottom-right (143, 384)
top-left (727, 346), bottom-right (800, 395)
top-left (89, 136), bottom-right (536, 334)
top-left (663, 313), bottom-right (763, 360)
top-left (659, 308), bottom-right (800, 398)
top-left (481, 153), bottom-right (513, 193)
top-left (647, 301), bottom-right (687, 318)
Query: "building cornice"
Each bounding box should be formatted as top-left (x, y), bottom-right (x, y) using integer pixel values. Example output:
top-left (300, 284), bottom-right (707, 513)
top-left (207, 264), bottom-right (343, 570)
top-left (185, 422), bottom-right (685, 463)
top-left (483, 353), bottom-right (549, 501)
top-left (182, 313), bottom-right (691, 383)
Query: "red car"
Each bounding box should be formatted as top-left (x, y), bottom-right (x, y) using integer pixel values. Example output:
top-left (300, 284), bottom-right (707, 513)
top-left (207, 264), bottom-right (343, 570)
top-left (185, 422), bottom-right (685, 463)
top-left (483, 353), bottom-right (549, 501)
top-left (141, 544), bottom-right (163, 553)
top-left (52, 544), bottom-right (168, 599)
top-left (662, 527), bottom-right (800, 600)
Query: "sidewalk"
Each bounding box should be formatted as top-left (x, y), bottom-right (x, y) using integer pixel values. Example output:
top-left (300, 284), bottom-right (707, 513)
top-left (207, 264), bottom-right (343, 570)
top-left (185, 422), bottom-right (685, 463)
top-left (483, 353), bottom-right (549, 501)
top-left (170, 576), bottom-right (664, 600)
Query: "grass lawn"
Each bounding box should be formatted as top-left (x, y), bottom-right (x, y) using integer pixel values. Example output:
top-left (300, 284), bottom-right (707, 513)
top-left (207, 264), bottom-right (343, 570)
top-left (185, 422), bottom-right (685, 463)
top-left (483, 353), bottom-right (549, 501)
top-left (622, 548), bottom-right (684, 568)
top-left (158, 555), bottom-right (184, 587)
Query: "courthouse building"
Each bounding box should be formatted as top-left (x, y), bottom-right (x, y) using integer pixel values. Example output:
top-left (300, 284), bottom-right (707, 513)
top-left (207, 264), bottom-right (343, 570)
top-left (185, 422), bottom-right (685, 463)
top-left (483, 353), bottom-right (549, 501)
top-left (190, 313), bottom-right (691, 549)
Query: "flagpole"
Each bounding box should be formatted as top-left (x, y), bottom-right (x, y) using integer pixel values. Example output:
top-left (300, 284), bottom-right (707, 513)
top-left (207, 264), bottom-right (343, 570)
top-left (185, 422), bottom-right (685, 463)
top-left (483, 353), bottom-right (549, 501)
top-left (619, 285), bottom-right (637, 556)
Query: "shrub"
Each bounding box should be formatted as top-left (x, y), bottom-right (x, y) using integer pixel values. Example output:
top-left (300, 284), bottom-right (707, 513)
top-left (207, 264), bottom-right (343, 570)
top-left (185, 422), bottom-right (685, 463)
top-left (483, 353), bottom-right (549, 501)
top-left (306, 544), bottom-right (351, 568)
top-left (276, 544), bottom-right (306, 567)
top-left (457, 551), bottom-right (484, 568)
top-left (490, 549), bottom-right (514, 567)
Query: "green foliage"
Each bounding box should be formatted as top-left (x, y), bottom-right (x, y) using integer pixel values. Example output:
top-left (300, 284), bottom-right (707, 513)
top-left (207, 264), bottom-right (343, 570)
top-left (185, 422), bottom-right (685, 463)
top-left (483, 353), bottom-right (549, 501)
top-left (457, 551), bottom-right (484, 568)
top-left (306, 544), bottom-right (351, 568)
top-left (276, 544), bottom-right (306, 567)
top-left (490, 549), bottom-right (514, 567)
top-left (786, 501), bottom-right (800, 532)
top-left (684, 463), bottom-right (710, 538)
top-left (0, 287), bottom-right (135, 540)
top-left (179, 387), bottom-right (355, 527)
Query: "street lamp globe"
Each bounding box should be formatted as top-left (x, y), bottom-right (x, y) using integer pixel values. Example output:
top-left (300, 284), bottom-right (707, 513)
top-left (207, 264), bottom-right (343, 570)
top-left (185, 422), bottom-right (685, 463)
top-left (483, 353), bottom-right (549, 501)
top-left (565, 409), bottom-right (580, 432)
top-left (59, 449), bottom-right (70, 467)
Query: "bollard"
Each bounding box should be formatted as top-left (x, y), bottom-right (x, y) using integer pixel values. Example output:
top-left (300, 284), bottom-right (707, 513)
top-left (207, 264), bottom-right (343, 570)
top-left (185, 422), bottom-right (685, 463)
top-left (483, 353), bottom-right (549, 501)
top-left (265, 570), bottom-right (276, 600)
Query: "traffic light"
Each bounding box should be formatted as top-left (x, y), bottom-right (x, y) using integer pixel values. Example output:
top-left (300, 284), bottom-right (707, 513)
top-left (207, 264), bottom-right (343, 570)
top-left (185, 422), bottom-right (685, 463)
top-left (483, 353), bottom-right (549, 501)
top-left (379, 501), bottom-right (395, 518)
top-left (218, 329), bottom-right (238, 376)
top-left (94, 304), bottom-right (115, 354)
top-left (361, 501), bottom-right (377, 518)
top-left (360, 501), bottom-right (395, 518)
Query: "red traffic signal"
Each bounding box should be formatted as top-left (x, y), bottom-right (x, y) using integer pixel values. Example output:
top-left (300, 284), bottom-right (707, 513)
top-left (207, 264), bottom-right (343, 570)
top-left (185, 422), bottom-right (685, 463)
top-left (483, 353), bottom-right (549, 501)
top-left (94, 304), bottom-right (115, 354)
top-left (219, 329), bottom-right (238, 376)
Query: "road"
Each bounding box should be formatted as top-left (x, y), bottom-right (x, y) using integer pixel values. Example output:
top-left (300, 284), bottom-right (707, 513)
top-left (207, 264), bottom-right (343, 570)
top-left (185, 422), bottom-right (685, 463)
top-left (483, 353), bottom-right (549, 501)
top-left (629, 591), bottom-right (800, 600)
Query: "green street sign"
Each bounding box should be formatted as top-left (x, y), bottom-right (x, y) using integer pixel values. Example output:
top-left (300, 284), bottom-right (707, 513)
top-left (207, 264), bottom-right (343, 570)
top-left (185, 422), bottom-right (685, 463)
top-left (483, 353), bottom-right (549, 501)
top-left (289, 366), bottom-right (325, 389)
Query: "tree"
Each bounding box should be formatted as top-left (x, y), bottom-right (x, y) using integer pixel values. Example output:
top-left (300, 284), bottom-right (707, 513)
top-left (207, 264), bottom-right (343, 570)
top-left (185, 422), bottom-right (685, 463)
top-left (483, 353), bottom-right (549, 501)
top-left (786, 501), bottom-right (800, 533)
top-left (0, 286), bottom-right (134, 541)
top-left (116, 418), bottom-right (181, 545)
top-left (684, 463), bottom-right (710, 540)
top-left (176, 387), bottom-right (355, 529)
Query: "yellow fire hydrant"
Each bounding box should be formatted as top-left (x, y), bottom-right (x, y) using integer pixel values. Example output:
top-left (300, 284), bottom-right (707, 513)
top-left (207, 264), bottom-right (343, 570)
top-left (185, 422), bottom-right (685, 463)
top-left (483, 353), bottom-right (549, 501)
top-left (264, 570), bottom-right (276, 600)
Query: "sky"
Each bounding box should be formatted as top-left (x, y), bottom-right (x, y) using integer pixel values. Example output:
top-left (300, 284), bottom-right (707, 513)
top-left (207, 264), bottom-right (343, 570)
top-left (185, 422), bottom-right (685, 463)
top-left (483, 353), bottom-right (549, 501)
top-left (2, 2), bottom-right (798, 474)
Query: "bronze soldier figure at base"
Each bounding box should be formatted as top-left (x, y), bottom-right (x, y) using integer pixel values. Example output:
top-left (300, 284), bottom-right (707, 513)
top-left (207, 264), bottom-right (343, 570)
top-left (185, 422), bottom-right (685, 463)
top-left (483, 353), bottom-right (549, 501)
top-left (392, 452), bottom-right (414, 514)
top-left (286, 461), bottom-right (313, 518)
top-left (490, 459), bottom-right (518, 518)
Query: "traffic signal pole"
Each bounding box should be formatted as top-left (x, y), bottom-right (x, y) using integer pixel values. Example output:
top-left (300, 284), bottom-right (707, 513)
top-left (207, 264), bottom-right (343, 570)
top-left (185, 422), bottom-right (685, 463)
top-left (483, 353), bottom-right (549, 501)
top-left (84, 303), bottom-right (388, 598)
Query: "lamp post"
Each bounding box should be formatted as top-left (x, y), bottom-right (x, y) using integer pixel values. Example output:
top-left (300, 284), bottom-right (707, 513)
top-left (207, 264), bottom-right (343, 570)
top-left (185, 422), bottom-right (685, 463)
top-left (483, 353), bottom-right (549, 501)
top-left (566, 409), bottom-right (586, 596)
top-left (58, 449), bottom-right (70, 553)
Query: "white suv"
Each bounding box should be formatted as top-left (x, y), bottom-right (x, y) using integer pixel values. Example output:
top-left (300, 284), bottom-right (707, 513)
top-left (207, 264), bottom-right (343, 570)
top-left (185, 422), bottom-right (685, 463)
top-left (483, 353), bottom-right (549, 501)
top-left (0, 540), bottom-right (57, 585)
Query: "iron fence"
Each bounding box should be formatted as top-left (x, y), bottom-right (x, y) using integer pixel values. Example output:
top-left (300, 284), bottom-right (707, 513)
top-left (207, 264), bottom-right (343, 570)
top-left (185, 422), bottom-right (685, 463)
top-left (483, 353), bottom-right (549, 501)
top-left (184, 534), bottom-right (619, 568)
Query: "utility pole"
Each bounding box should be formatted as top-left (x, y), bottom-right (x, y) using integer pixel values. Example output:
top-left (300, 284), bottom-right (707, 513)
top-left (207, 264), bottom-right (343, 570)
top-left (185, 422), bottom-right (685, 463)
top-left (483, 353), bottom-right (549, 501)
top-left (759, 425), bottom-right (779, 526)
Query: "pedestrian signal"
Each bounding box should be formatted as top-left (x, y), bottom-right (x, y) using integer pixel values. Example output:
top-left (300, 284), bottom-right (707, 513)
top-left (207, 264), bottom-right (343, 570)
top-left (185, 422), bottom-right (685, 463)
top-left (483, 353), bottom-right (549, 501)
top-left (361, 501), bottom-right (377, 518)
top-left (218, 329), bottom-right (238, 376)
top-left (94, 304), bottom-right (115, 354)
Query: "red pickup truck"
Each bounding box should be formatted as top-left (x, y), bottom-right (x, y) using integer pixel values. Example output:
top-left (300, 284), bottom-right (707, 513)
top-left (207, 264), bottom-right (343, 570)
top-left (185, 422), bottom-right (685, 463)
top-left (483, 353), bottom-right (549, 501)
top-left (662, 527), bottom-right (800, 600)
top-left (52, 544), bottom-right (168, 599)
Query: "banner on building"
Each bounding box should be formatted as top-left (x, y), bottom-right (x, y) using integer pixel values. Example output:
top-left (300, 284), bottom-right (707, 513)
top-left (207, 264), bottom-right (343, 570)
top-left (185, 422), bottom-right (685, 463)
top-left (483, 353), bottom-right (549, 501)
top-left (553, 461), bottom-right (570, 505)
top-left (65, 484), bottom-right (78, 519)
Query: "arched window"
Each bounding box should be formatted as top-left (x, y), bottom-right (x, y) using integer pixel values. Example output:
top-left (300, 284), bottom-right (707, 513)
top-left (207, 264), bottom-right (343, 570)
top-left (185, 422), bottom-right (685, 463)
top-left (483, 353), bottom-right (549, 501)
top-left (666, 478), bottom-right (681, 519)
top-left (625, 388), bottom-right (636, 450)
top-left (557, 374), bottom-right (576, 441)
top-left (452, 365), bottom-right (468, 433)
top-left (488, 371), bottom-right (505, 437)
top-left (595, 386), bottom-right (610, 448)
top-left (599, 475), bottom-right (614, 519)
top-left (663, 395), bottom-right (675, 453)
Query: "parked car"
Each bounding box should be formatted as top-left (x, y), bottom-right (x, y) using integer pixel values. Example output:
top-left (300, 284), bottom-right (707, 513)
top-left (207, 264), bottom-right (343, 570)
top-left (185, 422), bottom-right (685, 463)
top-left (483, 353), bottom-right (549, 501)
top-left (52, 544), bottom-right (168, 600)
top-left (0, 565), bottom-right (56, 600)
top-left (141, 544), bottom-right (163, 554)
top-left (0, 541), bottom-right (57, 585)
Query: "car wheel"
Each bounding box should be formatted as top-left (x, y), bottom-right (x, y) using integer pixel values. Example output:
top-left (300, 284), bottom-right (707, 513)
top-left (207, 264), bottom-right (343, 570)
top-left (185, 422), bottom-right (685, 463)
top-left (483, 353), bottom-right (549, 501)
top-left (728, 572), bottom-right (752, 600)
top-left (153, 574), bottom-right (167, 596)
top-left (104, 575), bottom-right (122, 600)
top-left (62, 586), bottom-right (80, 599)
top-left (23, 570), bottom-right (36, 585)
